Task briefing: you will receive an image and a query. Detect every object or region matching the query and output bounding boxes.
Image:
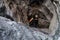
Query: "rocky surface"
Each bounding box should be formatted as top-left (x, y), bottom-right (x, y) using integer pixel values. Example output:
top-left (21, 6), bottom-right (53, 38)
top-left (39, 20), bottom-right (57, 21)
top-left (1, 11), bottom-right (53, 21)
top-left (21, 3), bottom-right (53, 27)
top-left (52, 0), bottom-right (60, 40)
top-left (0, 16), bottom-right (53, 40)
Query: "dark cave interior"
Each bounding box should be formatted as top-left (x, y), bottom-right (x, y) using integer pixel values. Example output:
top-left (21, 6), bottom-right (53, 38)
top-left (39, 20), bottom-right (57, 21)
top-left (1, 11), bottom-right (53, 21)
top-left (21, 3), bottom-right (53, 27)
top-left (0, 0), bottom-right (53, 29)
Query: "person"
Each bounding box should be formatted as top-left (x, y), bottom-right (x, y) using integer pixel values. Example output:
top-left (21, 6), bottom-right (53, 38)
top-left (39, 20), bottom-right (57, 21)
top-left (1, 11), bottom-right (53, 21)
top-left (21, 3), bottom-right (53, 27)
top-left (29, 14), bottom-right (39, 28)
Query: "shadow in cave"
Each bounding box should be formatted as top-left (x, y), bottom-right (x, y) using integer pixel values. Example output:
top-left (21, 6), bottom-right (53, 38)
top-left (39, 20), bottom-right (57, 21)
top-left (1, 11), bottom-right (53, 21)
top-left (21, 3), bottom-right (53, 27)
top-left (29, 0), bottom-right (44, 6)
top-left (0, 6), bottom-right (14, 21)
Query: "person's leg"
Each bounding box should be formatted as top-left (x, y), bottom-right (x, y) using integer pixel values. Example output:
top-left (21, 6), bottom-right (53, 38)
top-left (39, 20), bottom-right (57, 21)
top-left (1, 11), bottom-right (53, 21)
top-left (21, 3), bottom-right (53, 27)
top-left (34, 20), bottom-right (38, 28)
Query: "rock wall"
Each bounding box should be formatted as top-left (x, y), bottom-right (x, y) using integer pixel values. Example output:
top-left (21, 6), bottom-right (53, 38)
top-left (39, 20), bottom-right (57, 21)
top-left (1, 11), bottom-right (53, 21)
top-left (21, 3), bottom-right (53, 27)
top-left (0, 16), bottom-right (53, 40)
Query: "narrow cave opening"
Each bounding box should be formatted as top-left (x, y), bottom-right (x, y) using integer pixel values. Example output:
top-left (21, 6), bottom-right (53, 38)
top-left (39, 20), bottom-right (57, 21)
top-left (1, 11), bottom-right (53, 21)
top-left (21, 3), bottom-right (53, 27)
top-left (27, 8), bottom-right (53, 34)
top-left (27, 0), bottom-right (52, 29)
top-left (27, 8), bottom-right (53, 29)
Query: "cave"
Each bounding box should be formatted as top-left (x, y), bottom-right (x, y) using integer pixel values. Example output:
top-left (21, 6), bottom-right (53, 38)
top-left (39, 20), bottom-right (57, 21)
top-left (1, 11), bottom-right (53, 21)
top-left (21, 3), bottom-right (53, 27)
top-left (3, 0), bottom-right (58, 36)
top-left (27, 5), bottom-right (53, 29)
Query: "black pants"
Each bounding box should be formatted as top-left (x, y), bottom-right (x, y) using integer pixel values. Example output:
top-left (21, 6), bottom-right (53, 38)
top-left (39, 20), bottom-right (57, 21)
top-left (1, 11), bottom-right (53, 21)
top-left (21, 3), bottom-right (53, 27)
top-left (29, 20), bottom-right (38, 28)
